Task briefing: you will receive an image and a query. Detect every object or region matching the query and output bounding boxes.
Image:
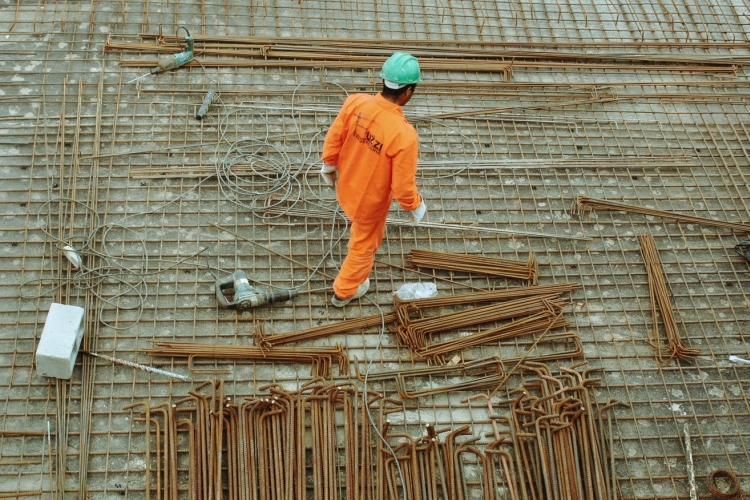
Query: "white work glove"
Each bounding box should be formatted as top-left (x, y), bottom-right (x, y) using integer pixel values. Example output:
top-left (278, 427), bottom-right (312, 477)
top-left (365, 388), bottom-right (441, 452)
top-left (320, 164), bottom-right (338, 186)
top-left (410, 199), bottom-right (427, 225)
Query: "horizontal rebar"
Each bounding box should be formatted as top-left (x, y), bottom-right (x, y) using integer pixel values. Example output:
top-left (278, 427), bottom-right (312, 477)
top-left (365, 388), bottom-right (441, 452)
top-left (572, 196), bottom-right (750, 233)
top-left (143, 338), bottom-right (349, 377)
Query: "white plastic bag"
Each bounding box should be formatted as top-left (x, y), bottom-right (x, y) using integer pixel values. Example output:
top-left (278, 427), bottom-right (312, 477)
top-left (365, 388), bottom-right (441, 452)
top-left (393, 282), bottom-right (438, 300)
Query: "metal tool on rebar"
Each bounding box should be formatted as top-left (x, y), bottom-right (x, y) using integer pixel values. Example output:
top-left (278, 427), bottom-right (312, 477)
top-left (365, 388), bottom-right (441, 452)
top-left (127, 26), bottom-right (194, 84)
top-left (215, 270), bottom-right (296, 309)
top-left (195, 89), bottom-right (217, 120)
top-left (82, 350), bottom-right (188, 381)
top-left (734, 240), bottom-right (750, 263)
top-left (684, 424), bottom-right (698, 500)
top-left (61, 244), bottom-right (82, 268)
top-left (728, 354), bottom-right (750, 365)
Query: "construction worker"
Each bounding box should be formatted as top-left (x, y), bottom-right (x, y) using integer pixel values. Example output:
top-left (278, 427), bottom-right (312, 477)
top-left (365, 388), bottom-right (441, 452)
top-left (321, 52), bottom-right (427, 307)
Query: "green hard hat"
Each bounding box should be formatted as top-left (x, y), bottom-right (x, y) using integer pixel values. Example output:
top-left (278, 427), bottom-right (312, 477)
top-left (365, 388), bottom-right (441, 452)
top-left (379, 52), bottom-right (422, 87)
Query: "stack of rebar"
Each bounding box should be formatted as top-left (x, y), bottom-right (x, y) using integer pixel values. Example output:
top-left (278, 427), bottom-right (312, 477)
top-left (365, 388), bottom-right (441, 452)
top-left (354, 333), bottom-right (584, 399)
top-left (252, 285), bottom-right (580, 354)
top-left (393, 284), bottom-right (580, 319)
top-left (393, 284), bottom-right (580, 365)
top-left (127, 365), bottom-right (622, 500)
top-left (142, 338), bottom-right (349, 377)
top-left (638, 234), bottom-right (701, 363)
top-left (126, 379), bottom-right (381, 500)
top-left (378, 364), bottom-right (624, 500)
top-left (483, 363), bottom-right (625, 500)
top-left (406, 249), bottom-right (539, 285)
top-left (415, 311), bottom-right (570, 365)
top-left (396, 295), bottom-right (560, 349)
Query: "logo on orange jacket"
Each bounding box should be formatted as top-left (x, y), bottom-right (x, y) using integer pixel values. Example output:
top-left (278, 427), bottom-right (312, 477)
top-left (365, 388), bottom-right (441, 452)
top-left (352, 113), bottom-right (383, 155)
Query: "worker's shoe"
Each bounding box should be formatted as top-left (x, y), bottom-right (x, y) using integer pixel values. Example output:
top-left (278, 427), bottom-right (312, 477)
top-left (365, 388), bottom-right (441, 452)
top-left (331, 279), bottom-right (370, 308)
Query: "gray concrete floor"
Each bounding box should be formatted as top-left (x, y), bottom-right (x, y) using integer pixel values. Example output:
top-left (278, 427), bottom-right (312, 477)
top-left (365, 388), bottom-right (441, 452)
top-left (1, 0), bottom-right (750, 498)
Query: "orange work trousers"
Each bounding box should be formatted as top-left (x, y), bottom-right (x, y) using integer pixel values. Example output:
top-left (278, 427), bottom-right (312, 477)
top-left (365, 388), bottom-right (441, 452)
top-left (333, 217), bottom-right (387, 299)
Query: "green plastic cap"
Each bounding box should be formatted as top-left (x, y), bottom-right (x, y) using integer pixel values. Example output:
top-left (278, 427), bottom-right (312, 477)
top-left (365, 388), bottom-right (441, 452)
top-left (379, 52), bottom-right (422, 87)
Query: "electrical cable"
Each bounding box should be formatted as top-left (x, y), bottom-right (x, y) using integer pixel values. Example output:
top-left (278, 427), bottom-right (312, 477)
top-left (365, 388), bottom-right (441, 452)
top-left (412, 114), bottom-right (479, 179)
top-left (206, 81), bottom-right (352, 289)
top-left (363, 295), bottom-right (407, 499)
top-left (21, 197), bottom-right (220, 329)
top-left (28, 78), bottom-right (480, 325)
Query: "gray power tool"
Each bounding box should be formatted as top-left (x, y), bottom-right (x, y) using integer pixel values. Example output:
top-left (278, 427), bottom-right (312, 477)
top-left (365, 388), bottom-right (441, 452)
top-left (216, 270), bottom-right (297, 309)
top-left (735, 240), bottom-right (750, 263)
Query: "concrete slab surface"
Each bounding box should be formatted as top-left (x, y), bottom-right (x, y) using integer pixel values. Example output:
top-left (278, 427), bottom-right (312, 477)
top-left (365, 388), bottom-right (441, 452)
top-left (1, 0), bottom-right (749, 498)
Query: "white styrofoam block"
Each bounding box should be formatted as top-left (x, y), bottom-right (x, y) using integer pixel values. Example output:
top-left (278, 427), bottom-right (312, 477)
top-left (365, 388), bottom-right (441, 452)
top-left (35, 303), bottom-right (85, 379)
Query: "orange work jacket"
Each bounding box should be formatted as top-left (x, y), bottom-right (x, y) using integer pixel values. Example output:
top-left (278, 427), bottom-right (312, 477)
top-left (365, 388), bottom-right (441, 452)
top-left (322, 93), bottom-right (421, 222)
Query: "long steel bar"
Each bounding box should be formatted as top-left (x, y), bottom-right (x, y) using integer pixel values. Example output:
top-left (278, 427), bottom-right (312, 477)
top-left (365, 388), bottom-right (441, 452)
top-left (112, 138), bottom-right (692, 173)
top-left (259, 206), bottom-right (593, 241)
top-left (573, 196), bottom-right (750, 233)
top-left (106, 37), bottom-right (744, 73)
top-left (134, 32), bottom-right (750, 49)
top-left (255, 312), bottom-right (397, 348)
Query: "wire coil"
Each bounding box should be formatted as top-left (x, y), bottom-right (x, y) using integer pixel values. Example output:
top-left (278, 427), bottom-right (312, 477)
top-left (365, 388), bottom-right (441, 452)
top-left (706, 469), bottom-right (742, 500)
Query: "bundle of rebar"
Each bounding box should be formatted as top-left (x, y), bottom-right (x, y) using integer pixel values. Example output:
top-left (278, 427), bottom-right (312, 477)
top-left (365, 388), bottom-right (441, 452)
top-left (393, 285), bottom-right (579, 365)
top-left (638, 234), bottom-right (701, 363)
top-left (142, 339), bottom-right (349, 377)
top-left (355, 332), bottom-right (583, 386)
top-left (572, 195), bottom-right (750, 233)
top-left (125, 365), bottom-right (621, 500)
top-left (126, 379), bottom-right (382, 500)
top-left (477, 363), bottom-right (626, 500)
top-left (396, 294), bottom-right (562, 349)
top-left (254, 284), bottom-right (581, 350)
top-left (107, 37), bottom-right (512, 78)
top-left (393, 283), bottom-right (580, 317)
top-left (394, 332), bottom-right (583, 398)
top-left (406, 249), bottom-right (539, 284)
top-left (416, 311), bottom-right (570, 365)
top-left (378, 364), bottom-right (624, 500)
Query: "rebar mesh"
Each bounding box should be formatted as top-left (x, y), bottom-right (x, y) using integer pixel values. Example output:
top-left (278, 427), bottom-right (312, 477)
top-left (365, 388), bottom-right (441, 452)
top-left (0, 0), bottom-right (749, 498)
